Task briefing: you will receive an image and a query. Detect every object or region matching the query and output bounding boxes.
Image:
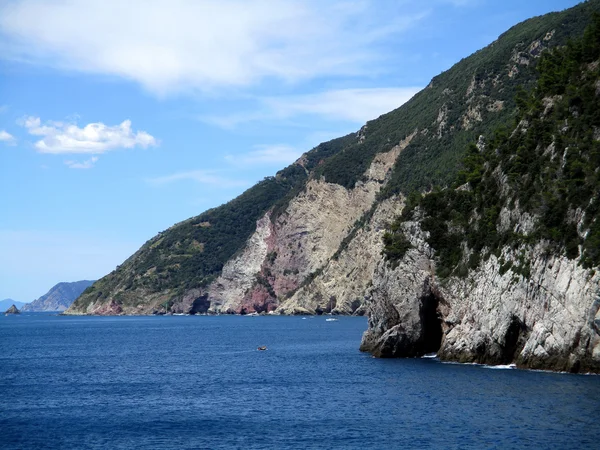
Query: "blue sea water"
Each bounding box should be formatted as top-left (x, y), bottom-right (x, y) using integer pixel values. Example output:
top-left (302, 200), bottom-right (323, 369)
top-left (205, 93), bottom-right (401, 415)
top-left (1, 314), bottom-right (599, 449)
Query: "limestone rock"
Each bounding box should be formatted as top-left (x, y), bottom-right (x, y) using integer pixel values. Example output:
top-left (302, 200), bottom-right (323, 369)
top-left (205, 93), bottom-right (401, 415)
top-left (360, 219), bottom-right (600, 373)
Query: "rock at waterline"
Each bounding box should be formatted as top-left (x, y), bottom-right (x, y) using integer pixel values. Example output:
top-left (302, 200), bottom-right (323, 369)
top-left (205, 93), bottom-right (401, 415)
top-left (5, 304), bottom-right (20, 315)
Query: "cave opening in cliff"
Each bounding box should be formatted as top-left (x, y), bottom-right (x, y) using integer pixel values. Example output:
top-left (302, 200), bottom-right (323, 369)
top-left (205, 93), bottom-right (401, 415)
top-left (190, 295), bottom-right (210, 314)
top-left (420, 292), bottom-right (443, 354)
top-left (502, 315), bottom-right (526, 363)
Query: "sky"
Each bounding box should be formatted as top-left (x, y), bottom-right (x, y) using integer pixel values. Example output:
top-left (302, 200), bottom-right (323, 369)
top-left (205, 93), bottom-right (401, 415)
top-left (0, 0), bottom-right (582, 301)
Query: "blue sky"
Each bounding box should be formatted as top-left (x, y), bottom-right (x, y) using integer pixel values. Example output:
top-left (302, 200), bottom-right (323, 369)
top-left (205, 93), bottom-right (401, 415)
top-left (0, 0), bottom-right (581, 301)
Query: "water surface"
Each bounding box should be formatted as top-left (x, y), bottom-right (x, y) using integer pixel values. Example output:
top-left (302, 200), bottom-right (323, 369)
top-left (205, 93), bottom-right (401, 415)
top-left (1, 314), bottom-right (598, 449)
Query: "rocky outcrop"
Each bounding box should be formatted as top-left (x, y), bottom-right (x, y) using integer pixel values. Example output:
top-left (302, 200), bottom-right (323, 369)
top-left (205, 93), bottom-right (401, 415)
top-left (208, 214), bottom-right (275, 314)
top-left (216, 137), bottom-right (412, 315)
top-left (360, 219), bottom-right (600, 373)
top-left (5, 304), bottom-right (20, 315)
top-left (65, 0), bottom-right (599, 326)
top-left (277, 196), bottom-right (404, 315)
top-left (65, 139), bottom-right (409, 317)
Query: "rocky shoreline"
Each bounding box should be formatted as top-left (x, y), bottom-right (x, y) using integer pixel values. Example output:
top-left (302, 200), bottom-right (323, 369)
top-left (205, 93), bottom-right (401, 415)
top-left (359, 220), bottom-right (600, 374)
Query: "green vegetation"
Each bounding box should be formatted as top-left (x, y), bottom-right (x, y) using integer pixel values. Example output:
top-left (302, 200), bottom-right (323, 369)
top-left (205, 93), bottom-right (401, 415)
top-left (384, 14), bottom-right (600, 276)
top-left (270, 133), bottom-right (355, 218)
top-left (382, 225), bottom-right (412, 269)
top-left (319, 0), bottom-right (598, 195)
top-left (74, 0), bottom-right (600, 311)
top-left (132, 176), bottom-right (291, 291)
top-left (75, 135), bottom-right (355, 308)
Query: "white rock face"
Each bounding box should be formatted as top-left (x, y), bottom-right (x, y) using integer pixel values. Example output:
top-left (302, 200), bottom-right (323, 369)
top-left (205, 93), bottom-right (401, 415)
top-left (277, 196), bottom-right (403, 315)
top-left (207, 214), bottom-right (273, 313)
top-left (203, 135), bottom-right (414, 315)
top-left (361, 219), bottom-right (600, 373)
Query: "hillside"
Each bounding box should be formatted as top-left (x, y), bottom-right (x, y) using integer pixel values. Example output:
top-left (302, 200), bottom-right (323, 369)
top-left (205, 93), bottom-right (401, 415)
top-left (361, 13), bottom-right (600, 373)
top-left (68, 0), bottom-right (600, 318)
top-left (21, 280), bottom-right (95, 312)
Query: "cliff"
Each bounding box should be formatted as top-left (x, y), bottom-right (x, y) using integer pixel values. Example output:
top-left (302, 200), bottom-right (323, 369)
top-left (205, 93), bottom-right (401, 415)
top-left (360, 219), bottom-right (600, 372)
top-left (62, 2), bottom-right (600, 373)
top-left (21, 280), bottom-right (95, 312)
top-left (68, 1), bottom-right (599, 320)
top-left (361, 14), bottom-right (600, 373)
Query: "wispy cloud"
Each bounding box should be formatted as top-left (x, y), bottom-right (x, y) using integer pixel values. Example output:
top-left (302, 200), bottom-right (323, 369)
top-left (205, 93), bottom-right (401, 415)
top-left (146, 170), bottom-right (249, 188)
top-left (225, 144), bottom-right (302, 166)
top-left (0, 130), bottom-right (16, 145)
top-left (201, 87), bottom-right (422, 128)
top-left (0, 0), bottom-right (427, 96)
top-left (0, 105), bottom-right (8, 114)
top-left (65, 156), bottom-right (99, 169)
top-left (264, 88), bottom-right (422, 123)
top-left (19, 116), bottom-right (157, 154)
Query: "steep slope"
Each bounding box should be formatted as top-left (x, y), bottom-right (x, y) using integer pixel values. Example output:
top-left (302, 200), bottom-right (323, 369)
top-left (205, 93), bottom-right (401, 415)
top-left (21, 280), bottom-right (95, 312)
top-left (361, 15), bottom-right (600, 373)
top-left (68, 0), bottom-right (599, 316)
top-left (276, 0), bottom-right (600, 315)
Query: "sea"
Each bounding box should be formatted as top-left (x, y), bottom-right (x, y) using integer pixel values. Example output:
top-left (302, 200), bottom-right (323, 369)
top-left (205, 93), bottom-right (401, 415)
top-left (1, 313), bottom-right (598, 449)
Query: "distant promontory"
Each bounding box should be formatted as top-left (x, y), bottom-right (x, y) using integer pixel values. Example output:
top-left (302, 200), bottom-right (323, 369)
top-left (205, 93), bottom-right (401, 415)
top-left (21, 280), bottom-right (95, 312)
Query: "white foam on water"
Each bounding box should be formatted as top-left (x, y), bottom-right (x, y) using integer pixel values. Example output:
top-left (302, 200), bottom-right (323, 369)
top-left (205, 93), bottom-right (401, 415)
top-left (484, 363), bottom-right (516, 370)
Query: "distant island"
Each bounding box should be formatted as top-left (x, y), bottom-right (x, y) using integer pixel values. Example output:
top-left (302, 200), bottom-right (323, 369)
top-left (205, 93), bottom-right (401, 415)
top-left (0, 299), bottom-right (27, 311)
top-left (20, 280), bottom-right (95, 312)
top-left (5, 304), bottom-right (20, 315)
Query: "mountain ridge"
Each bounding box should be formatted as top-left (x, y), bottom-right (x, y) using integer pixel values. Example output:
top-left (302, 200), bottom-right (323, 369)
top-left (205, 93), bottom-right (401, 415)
top-left (68, 0), bottom-right (599, 326)
top-left (21, 280), bottom-right (95, 312)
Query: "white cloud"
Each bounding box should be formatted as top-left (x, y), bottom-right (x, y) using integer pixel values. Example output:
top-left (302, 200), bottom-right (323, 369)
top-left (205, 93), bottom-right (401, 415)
top-left (225, 145), bottom-right (302, 166)
top-left (0, 0), bottom-right (426, 95)
top-left (265, 88), bottom-right (422, 123)
top-left (0, 130), bottom-right (16, 144)
top-left (146, 170), bottom-right (249, 188)
top-left (202, 87), bottom-right (422, 128)
top-left (19, 116), bottom-right (157, 154)
top-left (65, 156), bottom-right (99, 169)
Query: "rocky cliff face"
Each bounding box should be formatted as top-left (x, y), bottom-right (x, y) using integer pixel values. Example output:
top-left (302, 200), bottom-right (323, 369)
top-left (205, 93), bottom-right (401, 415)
top-left (246, 138), bottom-right (411, 315)
top-left (68, 141), bottom-right (408, 316)
top-left (21, 280), bottom-right (95, 312)
top-left (277, 196), bottom-right (403, 315)
top-left (360, 217), bottom-right (600, 373)
top-left (66, 0), bottom-right (600, 353)
top-left (361, 14), bottom-right (600, 373)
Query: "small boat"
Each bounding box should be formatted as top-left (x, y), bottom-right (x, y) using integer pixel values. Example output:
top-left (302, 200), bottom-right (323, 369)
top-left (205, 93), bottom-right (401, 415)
top-left (325, 317), bottom-right (338, 322)
top-left (257, 346), bottom-right (267, 351)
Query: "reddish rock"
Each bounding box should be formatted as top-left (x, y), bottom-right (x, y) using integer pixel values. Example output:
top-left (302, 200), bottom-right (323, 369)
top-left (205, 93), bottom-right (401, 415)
top-left (93, 299), bottom-right (123, 315)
